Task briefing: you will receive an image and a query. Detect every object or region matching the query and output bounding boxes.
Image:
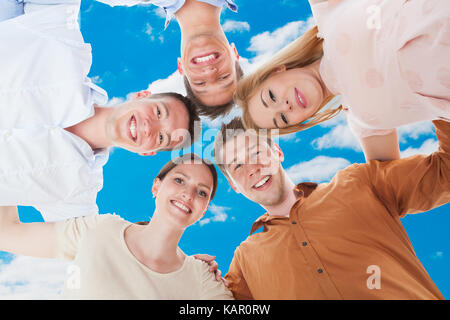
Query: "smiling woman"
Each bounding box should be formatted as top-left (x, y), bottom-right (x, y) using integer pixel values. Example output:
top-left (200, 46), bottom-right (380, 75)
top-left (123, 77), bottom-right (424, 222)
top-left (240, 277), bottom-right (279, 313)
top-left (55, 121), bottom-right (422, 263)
top-left (0, 154), bottom-right (232, 300)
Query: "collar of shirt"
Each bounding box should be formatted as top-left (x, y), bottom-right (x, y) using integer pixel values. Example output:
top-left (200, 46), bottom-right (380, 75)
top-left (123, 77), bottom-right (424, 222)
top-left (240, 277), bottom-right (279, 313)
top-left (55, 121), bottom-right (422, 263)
top-left (164, 0), bottom-right (238, 29)
top-left (249, 182), bottom-right (318, 235)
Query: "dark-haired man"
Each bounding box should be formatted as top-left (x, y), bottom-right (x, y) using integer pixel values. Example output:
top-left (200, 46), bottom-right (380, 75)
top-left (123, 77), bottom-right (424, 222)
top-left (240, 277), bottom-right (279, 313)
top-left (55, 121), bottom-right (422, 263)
top-left (0, 1), bottom-right (200, 221)
top-left (213, 117), bottom-right (449, 299)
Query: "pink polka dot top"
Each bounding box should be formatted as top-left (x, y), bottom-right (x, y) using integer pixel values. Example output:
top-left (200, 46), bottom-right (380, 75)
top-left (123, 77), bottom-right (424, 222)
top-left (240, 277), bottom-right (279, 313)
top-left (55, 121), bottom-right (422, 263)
top-left (311, 0), bottom-right (450, 138)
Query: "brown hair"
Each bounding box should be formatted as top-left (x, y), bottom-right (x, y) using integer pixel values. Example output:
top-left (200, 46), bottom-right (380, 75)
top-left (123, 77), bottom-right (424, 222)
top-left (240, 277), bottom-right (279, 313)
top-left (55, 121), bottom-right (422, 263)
top-left (234, 26), bottom-right (342, 136)
top-left (213, 117), bottom-right (273, 181)
top-left (135, 153), bottom-right (218, 226)
top-left (184, 61), bottom-right (244, 120)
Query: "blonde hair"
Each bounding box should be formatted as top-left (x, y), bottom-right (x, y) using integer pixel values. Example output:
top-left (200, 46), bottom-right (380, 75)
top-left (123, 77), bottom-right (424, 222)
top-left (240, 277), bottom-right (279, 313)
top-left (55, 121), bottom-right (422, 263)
top-left (234, 26), bottom-right (342, 136)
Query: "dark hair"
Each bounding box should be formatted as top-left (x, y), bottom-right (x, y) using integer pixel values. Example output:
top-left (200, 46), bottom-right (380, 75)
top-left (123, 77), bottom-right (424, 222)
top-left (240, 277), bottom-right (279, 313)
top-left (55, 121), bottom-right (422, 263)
top-left (135, 153), bottom-right (218, 226)
top-left (183, 61), bottom-right (244, 120)
top-left (213, 117), bottom-right (273, 180)
top-left (147, 92), bottom-right (202, 150)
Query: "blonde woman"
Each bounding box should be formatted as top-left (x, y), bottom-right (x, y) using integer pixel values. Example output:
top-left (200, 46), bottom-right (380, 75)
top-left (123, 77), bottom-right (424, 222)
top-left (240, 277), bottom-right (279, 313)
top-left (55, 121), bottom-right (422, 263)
top-left (235, 0), bottom-right (449, 161)
top-left (0, 154), bottom-right (233, 300)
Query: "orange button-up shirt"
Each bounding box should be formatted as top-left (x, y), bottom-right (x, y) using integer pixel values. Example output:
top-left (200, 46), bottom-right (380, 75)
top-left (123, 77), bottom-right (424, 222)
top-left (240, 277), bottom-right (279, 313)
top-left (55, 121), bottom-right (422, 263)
top-left (225, 120), bottom-right (450, 300)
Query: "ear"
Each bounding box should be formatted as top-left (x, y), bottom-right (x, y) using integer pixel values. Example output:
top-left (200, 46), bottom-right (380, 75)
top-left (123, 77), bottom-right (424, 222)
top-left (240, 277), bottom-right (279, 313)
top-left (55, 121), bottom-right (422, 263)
top-left (231, 43), bottom-right (239, 61)
top-left (139, 151), bottom-right (157, 156)
top-left (272, 143), bottom-right (284, 163)
top-left (132, 90), bottom-right (152, 100)
top-left (152, 178), bottom-right (161, 198)
top-left (177, 58), bottom-right (184, 75)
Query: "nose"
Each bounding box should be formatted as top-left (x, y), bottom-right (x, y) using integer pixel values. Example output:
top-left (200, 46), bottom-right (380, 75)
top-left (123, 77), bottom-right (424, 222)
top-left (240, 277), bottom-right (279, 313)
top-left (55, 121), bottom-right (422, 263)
top-left (280, 100), bottom-right (292, 112)
top-left (181, 187), bottom-right (194, 201)
top-left (202, 65), bottom-right (217, 76)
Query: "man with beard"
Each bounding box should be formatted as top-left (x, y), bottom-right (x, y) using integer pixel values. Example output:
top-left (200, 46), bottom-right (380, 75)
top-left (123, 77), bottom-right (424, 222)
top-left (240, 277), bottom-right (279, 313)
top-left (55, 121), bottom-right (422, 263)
top-left (213, 117), bottom-right (449, 299)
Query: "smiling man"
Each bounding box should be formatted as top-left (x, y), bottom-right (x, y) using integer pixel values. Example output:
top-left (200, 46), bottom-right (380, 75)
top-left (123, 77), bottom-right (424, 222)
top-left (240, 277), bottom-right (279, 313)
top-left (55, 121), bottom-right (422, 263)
top-left (213, 117), bottom-right (449, 300)
top-left (97, 0), bottom-right (243, 118)
top-left (0, 1), bottom-right (200, 222)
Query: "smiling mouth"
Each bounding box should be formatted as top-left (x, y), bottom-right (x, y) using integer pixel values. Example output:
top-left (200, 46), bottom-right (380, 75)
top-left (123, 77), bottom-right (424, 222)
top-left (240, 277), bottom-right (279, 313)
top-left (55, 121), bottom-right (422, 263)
top-left (252, 175), bottom-right (272, 190)
top-left (129, 115), bottom-right (137, 142)
top-left (191, 52), bottom-right (220, 65)
top-left (170, 200), bottom-right (192, 214)
top-left (295, 88), bottom-right (307, 109)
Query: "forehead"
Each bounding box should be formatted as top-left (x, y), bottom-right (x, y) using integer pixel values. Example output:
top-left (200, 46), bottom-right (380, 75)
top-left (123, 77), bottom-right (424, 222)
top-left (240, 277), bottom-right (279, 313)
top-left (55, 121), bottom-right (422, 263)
top-left (167, 163), bottom-right (214, 187)
top-left (220, 132), bottom-right (270, 164)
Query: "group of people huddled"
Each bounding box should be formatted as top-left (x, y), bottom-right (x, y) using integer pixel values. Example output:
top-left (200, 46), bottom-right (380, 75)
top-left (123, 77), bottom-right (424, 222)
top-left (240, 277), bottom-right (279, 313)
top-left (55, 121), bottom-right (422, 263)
top-left (0, 0), bottom-right (449, 299)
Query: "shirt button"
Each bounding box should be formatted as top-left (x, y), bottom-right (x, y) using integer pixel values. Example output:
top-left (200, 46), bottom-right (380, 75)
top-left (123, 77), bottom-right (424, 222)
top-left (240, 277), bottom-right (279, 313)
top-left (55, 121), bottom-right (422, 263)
top-left (302, 241), bottom-right (307, 246)
top-left (317, 268), bottom-right (323, 274)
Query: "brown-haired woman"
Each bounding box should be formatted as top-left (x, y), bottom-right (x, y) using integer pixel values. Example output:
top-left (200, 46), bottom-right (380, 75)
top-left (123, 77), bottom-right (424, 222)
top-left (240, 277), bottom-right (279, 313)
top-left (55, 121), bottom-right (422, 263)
top-left (0, 153), bottom-right (233, 300)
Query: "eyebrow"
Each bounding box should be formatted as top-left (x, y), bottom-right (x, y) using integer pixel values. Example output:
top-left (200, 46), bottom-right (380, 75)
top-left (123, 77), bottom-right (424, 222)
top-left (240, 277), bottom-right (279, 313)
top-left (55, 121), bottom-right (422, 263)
top-left (228, 143), bottom-right (258, 169)
top-left (193, 79), bottom-right (234, 95)
top-left (174, 171), bottom-right (212, 190)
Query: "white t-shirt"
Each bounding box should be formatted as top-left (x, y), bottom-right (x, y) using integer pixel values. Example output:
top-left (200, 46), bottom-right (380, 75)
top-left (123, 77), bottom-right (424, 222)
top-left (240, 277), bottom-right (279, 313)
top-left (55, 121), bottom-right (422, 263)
top-left (0, 3), bottom-right (109, 221)
top-left (55, 214), bottom-right (234, 300)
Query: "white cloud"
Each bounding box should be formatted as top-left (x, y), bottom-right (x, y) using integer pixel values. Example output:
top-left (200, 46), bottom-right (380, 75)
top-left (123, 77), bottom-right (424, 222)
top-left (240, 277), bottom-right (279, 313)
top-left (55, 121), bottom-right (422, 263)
top-left (222, 20), bottom-right (250, 33)
top-left (312, 115), bottom-right (362, 151)
top-left (0, 255), bottom-right (68, 299)
top-left (246, 17), bottom-right (315, 70)
top-left (286, 156), bottom-right (351, 184)
top-left (398, 121), bottom-right (435, 142)
top-left (147, 70), bottom-right (186, 95)
top-left (400, 138), bottom-right (438, 158)
top-left (199, 204), bottom-right (230, 226)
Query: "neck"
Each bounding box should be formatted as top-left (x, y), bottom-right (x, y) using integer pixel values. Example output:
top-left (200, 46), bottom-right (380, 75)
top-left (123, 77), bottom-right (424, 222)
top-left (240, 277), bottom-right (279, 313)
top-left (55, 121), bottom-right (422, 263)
top-left (134, 213), bottom-right (185, 263)
top-left (65, 105), bottom-right (112, 150)
top-left (175, 0), bottom-right (226, 52)
top-left (264, 172), bottom-right (297, 217)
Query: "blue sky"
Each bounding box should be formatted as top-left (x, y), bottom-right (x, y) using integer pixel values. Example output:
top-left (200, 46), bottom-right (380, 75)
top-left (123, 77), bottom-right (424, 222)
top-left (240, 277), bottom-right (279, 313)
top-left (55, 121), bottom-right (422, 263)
top-left (0, 0), bottom-right (449, 299)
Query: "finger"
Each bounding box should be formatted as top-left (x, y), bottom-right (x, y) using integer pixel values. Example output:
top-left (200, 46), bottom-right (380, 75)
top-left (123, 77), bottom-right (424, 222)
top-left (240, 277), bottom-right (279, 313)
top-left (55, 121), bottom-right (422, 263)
top-left (209, 261), bottom-right (219, 272)
top-left (194, 254), bottom-right (216, 262)
top-left (215, 269), bottom-right (222, 282)
top-left (223, 278), bottom-right (229, 287)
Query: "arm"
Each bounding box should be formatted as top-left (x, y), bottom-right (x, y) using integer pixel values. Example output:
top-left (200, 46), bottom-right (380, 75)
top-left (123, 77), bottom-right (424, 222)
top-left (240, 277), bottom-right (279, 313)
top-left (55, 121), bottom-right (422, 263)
top-left (366, 120), bottom-right (450, 217)
top-left (359, 129), bottom-right (401, 161)
top-left (0, 206), bottom-right (57, 258)
top-left (224, 249), bottom-right (253, 300)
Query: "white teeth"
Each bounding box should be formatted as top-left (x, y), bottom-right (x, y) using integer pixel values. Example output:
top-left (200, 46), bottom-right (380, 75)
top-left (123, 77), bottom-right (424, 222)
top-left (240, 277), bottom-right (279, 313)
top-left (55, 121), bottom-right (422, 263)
top-left (172, 200), bottom-right (190, 213)
top-left (195, 54), bottom-right (215, 63)
top-left (297, 92), bottom-right (305, 106)
top-left (130, 118), bottom-right (136, 140)
top-left (254, 176), bottom-right (270, 188)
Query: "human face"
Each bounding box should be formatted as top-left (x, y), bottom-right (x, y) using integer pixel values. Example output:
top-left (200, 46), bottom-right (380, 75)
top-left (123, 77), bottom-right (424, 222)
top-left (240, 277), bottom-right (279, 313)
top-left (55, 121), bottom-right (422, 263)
top-left (248, 66), bottom-right (326, 129)
top-left (153, 163), bottom-right (214, 228)
top-left (106, 96), bottom-right (189, 155)
top-left (179, 36), bottom-right (239, 106)
top-left (220, 133), bottom-right (286, 207)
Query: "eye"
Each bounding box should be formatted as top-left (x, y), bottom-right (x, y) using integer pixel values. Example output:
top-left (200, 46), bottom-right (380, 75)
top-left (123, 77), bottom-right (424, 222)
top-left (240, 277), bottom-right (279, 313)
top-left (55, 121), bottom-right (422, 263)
top-left (234, 164), bottom-right (242, 171)
top-left (281, 113), bottom-right (288, 125)
top-left (198, 190), bottom-right (208, 198)
top-left (194, 81), bottom-right (205, 86)
top-left (219, 74), bottom-right (230, 80)
top-left (174, 177), bottom-right (183, 184)
top-left (159, 132), bottom-right (164, 144)
top-left (269, 90), bottom-right (276, 102)
top-left (156, 107), bottom-right (161, 118)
